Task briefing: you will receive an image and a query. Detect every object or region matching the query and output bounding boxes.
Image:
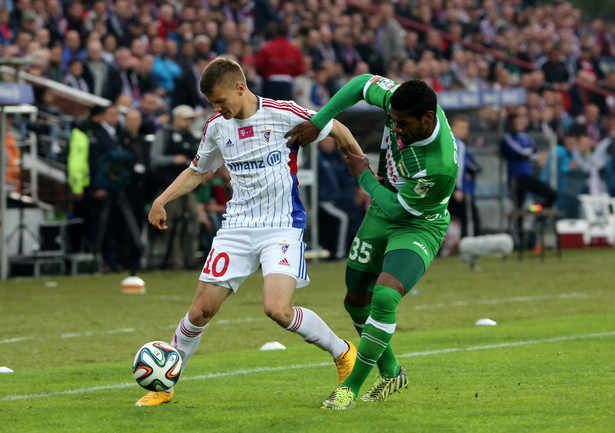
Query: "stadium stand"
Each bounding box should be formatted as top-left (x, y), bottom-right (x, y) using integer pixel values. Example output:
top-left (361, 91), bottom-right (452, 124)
top-left (2, 0), bottom-right (615, 276)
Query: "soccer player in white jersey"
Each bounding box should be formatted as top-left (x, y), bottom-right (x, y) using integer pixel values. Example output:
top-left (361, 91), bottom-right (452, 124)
top-left (136, 57), bottom-right (364, 406)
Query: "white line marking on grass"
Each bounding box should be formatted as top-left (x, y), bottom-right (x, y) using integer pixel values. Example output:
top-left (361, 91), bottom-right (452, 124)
top-left (411, 292), bottom-right (592, 310)
top-left (0, 318), bottom-right (269, 345)
top-left (0, 290), bottom-right (607, 345)
top-left (2, 330), bottom-right (613, 402)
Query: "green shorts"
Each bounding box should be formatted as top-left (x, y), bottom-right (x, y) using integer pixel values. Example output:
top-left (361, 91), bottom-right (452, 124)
top-left (346, 206), bottom-right (446, 276)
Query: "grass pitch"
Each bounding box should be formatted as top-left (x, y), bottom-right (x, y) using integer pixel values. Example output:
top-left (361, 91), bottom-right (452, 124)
top-left (1, 248), bottom-right (614, 432)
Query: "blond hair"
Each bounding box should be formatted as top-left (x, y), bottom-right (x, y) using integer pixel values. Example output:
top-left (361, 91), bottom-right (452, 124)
top-left (199, 57), bottom-right (246, 96)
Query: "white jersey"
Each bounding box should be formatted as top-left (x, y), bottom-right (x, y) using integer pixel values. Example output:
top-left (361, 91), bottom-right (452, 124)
top-left (191, 96), bottom-right (332, 229)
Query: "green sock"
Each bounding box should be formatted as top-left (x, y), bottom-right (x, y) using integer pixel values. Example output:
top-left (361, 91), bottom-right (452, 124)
top-left (342, 286), bottom-right (402, 396)
top-left (344, 302), bottom-right (400, 377)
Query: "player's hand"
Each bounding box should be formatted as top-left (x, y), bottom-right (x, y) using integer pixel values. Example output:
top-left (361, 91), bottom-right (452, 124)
top-left (345, 152), bottom-right (371, 179)
top-left (148, 200), bottom-right (168, 230)
top-left (285, 121), bottom-right (320, 149)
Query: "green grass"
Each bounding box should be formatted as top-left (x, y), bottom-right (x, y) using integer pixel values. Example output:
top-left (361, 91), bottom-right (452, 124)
top-left (1, 248), bottom-right (614, 432)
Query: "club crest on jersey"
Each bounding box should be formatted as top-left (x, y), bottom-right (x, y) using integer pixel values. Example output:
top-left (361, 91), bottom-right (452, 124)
top-left (238, 126), bottom-right (254, 139)
top-left (225, 139), bottom-right (234, 147)
top-left (414, 178), bottom-right (435, 197)
top-left (279, 242), bottom-right (290, 254)
top-left (261, 129), bottom-right (271, 143)
top-left (396, 136), bottom-right (406, 152)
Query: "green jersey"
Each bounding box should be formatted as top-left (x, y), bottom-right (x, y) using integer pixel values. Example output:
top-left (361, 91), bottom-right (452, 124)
top-left (310, 74), bottom-right (458, 269)
top-left (362, 75), bottom-right (458, 228)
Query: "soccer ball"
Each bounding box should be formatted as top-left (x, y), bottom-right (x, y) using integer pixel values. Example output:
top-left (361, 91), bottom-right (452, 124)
top-left (132, 341), bottom-right (182, 391)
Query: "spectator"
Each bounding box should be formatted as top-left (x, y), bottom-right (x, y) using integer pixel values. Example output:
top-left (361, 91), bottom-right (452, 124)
top-left (19, 9), bottom-right (39, 36)
top-left (332, 27), bottom-right (362, 75)
top-left (63, 59), bottom-right (89, 92)
top-left (61, 30), bottom-right (86, 71)
top-left (194, 34), bottom-right (214, 60)
top-left (149, 105), bottom-right (199, 270)
top-left (173, 55), bottom-right (211, 111)
top-left (575, 103), bottom-right (603, 143)
top-left (448, 115), bottom-right (482, 238)
top-left (107, 0), bottom-right (133, 47)
top-left (501, 112), bottom-right (557, 245)
top-left (150, 37), bottom-right (182, 99)
top-left (101, 33), bottom-right (117, 64)
top-left (256, 22), bottom-right (305, 100)
top-left (540, 127), bottom-right (586, 218)
top-left (139, 91), bottom-right (169, 135)
top-left (106, 47), bottom-right (141, 103)
top-left (0, 7), bottom-right (13, 45)
top-left (135, 53), bottom-right (159, 97)
top-left (34, 27), bottom-right (50, 49)
top-left (117, 108), bottom-right (151, 273)
top-left (12, 29), bottom-right (32, 57)
top-left (43, 43), bottom-right (64, 82)
top-left (594, 113), bottom-right (615, 195)
top-left (81, 39), bottom-right (111, 98)
top-left (67, 105), bottom-right (129, 271)
top-left (375, 2), bottom-right (406, 70)
top-left (156, 4), bottom-right (177, 40)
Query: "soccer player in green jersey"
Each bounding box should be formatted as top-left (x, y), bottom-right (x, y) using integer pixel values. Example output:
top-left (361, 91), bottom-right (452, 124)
top-left (286, 75), bottom-right (458, 409)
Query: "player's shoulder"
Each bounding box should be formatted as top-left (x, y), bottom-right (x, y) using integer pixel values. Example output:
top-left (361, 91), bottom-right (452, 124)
top-left (202, 112), bottom-right (228, 137)
top-left (260, 97), bottom-right (313, 121)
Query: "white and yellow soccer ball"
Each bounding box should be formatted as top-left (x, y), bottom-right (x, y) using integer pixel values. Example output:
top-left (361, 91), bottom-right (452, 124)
top-left (132, 341), bottom-right (182, 391)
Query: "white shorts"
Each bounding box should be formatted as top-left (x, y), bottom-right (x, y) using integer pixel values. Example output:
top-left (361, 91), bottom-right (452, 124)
top-left (198, 227), bottom-right (310, 292)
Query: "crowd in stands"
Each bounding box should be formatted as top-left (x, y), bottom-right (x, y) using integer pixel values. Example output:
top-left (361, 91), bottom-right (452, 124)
top-left (3, 0), bottom-right (615, 270)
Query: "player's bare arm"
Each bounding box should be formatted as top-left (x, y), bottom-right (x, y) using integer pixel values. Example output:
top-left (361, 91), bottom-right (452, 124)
top-left (148, 168), bottom-right (207, 230)
top-left (328, 120), bottom-right (364, 157)
top-left (284, 119), bottom-right (321, 148)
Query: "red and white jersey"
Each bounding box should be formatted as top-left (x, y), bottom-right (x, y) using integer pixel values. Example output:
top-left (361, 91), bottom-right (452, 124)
top-left (191, 96), bottom-right (332, 229)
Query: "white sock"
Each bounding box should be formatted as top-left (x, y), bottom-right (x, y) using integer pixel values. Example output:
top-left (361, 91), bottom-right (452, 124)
top-left (286, 307), bottom-right (348, 358)
top-left (171, 312), bottom-right (207, 371)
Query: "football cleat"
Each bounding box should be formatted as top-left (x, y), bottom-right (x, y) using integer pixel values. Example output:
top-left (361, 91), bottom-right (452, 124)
top-left (321, 386), bottom-right (356, 410)
top-left (135, 389), bottom-right (175, 406)
top-left (360, 367), bottom-right (408, 402)
top-left (334, 340), bottom-right (357, 385)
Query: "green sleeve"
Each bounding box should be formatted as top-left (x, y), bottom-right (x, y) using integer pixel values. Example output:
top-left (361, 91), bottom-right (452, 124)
top-left (358, 171), bottom-right (408, 220)
top-left (310, 74), bottom-right (372, 130)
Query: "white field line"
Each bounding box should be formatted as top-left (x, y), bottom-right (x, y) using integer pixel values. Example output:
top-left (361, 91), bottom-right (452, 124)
top-left (0, 317), bottom-right (270, 345)
top-left (1, 330), bottom-right (613, 402)
top-left (0, 291), bottom-right (603, 345)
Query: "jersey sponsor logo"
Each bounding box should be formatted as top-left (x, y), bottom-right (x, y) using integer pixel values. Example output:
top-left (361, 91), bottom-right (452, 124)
top-left (226, 152), bottom-right (282, 172)
top-left (368, 75), bottom-right (397, 91)
top-left (413, 241), bottom-right (429, 256)
top-left (238, 126), bottom-right (254, 139)
top-left (225, 139), bottom-right (234, 147)
top-left (414, 179), bottom-right (434, 197)
top-left (279, 242), bottom-right (290, 254)
top-left (266, 150), bottom-right (282, 166)
top-left (385, 148), bottom-right (405, 189)
top-left (227, 159), bottom-right (266, 171)
top-left (278, 258), bottom-right (291, 266)
top-left (261, 129), bottom-right (271, 143)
